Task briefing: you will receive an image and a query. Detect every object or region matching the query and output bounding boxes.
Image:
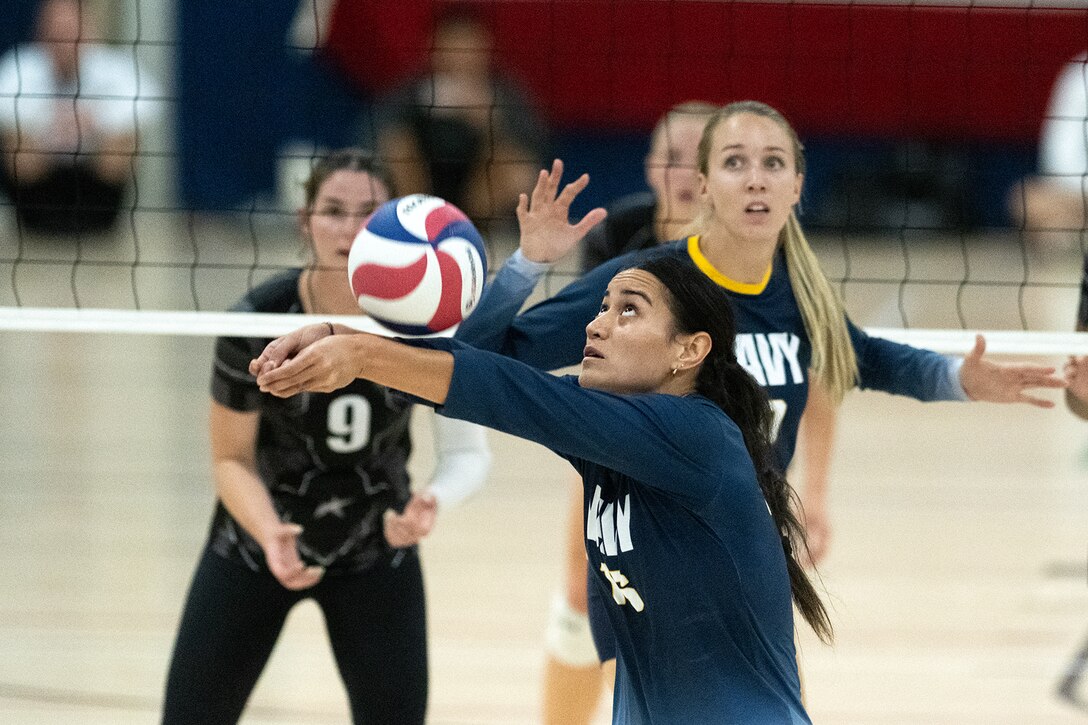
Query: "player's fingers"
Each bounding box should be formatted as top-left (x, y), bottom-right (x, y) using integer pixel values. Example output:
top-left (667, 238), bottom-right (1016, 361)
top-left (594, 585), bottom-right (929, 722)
top-left (284, 566), bottom-right (324, 590)
top-left (573, 208), bottom-right (608, 237)
top-left (383, 508), bottom-right (406, 531)
top-left (540, 160), bottom-right (561, 201)
top-left (966, 333), bottom-right (986, 362)
top-left (1013, 363), bottom-right (1058, 375)
top-left (268, 556), bottom-right (304, 585)
top-left (255, 356), bottom-right (294, 386)
top-left (263, 370), bottom-right (317, 397)
top-left (529, 168), bottom-right (549, 208)
top-left (257, 372), bottom-right (296, 396)
top-left (557, 175), bottom-right (591, 212)
top-left (250, 338), bottom-right (283, 374)
top-left (1019, 393), bottom-right (1056, 409)
top-left (403, 507), bottom-right (428, 529)
top-left (556, 173), bottom-right (590, 207)
top-left (547, 159), bottom-right (564, 193)
top-left (383, 517), bottom-right (411, 548)
top-left (264, 335), bottom-right (295, 366)
top-left (516, 193), bottom-right (528, 221)
top-left (406, 493), bottom-right (434, 513)
top-left (1022, 371), bottom-right (1065, 388)
top-left (258, 356), bottom-right (317, 392)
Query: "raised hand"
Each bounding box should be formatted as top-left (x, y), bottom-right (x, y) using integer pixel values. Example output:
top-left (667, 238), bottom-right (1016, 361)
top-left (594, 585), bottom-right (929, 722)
top-left (959, 334), bottom-right (1065, 408)
top-left (383, 491), bottom-right (439, 548)
top-left (262, 521), bottom-right (324, 590)
top-left (517, 159), bottom-right (607, 264)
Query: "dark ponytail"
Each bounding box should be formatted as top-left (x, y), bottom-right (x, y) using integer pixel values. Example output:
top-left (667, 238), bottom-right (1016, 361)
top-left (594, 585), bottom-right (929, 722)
top-left (635, 255), bottom-right (833, 643)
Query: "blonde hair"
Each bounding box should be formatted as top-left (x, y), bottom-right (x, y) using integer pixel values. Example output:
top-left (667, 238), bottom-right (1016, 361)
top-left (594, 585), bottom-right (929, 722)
top-left (693, 100), bottom-right (858, 402)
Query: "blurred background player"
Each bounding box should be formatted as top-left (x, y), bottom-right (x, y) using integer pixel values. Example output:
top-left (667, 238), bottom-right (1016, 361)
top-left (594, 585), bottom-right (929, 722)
top-left (373, 6), bottom-right (546, 236)
top-left (1057, 246), bottom-right (1088, 711)
top-left (161, 149), bottom-right (490, 724)
top-left (580, 101), bottom-right (717, 271)
top-left (1009, 51), bottom-right (1087, 249)
top-left (0, 0), bottom-right (160, 235)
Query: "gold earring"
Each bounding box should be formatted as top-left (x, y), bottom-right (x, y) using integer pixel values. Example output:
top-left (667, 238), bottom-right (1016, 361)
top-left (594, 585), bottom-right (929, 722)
top-left (671, 367), bottom-right (678, 376)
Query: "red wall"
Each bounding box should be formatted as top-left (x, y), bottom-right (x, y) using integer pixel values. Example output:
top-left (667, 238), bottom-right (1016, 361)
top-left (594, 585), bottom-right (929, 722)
top-left (326, 1), bottom-right (1088, 142)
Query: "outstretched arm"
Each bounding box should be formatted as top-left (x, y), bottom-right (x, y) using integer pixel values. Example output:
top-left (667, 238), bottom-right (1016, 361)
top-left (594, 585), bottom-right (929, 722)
top-left (852, 324), bottom-right (1064, 405)
top-left (253, 334), bottom-right (736, 501)
top-left (252, 327), bottom-right (454, 403)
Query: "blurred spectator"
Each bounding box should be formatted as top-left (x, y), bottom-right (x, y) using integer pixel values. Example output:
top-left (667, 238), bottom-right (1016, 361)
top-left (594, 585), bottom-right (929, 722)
top-left (0, 0), bottom-right (160, 235)
top-left (373, 6), bottom-right (546, 234)
top-left (580, 101), bottom-right (716, 273)
top-left (1009, 52), bottom-right (1087, 245)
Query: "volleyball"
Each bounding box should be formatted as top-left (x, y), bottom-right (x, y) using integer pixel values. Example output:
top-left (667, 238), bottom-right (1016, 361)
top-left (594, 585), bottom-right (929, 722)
top-left (348, 194), bottom-right (487, 335)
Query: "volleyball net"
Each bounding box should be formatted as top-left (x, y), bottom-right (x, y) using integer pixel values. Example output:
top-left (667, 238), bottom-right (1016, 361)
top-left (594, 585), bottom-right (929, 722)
top-left (1, 0), bottom-right (1087, 355)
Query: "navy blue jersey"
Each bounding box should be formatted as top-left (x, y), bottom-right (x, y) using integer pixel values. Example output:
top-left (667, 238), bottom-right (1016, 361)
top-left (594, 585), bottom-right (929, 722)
top-left (417, 338), bottom-right (809, 724)
top-left (209, 270), bottom-right (413, 574)
top-left (456, 236), bottom-right (962, 471)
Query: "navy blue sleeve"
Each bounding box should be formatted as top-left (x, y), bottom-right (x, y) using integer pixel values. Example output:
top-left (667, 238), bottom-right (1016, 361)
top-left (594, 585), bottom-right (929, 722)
top-left (849, 319), bottom-right (965, 401)
top-left (454, 251), bottom-right (635, 370)
top-left (415, 338), bottom-right (747, 500)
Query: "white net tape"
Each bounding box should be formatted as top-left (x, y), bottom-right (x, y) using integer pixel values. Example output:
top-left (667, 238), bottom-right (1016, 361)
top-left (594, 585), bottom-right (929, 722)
top-left (0, 306), bottom-right (1085, 355)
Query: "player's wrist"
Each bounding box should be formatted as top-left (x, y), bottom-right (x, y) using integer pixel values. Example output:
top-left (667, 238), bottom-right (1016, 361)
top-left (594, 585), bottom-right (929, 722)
top-left (509, 248), bottom-right (553, 275)
top-left (351, 332), bottom-right (392, 382)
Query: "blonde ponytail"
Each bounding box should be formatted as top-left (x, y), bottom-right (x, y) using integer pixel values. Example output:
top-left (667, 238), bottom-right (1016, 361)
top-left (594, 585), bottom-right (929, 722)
top-left (781, 212), bottom-right (857, 402)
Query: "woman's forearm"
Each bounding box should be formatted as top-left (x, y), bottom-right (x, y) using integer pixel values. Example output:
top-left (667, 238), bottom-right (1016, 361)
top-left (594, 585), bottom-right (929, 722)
top-left (214, 458), bottom-right (283, 547)
top-left (347, 333), bottom-right (456, 404)
top-left (797, 380), bottom-right (837, 503)
top-left (254, 329), bottom-right (455, 402)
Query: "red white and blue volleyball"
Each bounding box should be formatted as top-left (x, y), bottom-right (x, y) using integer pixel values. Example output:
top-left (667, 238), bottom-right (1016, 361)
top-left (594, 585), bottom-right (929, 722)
top-left (348, 194), bottom-right (486, 335)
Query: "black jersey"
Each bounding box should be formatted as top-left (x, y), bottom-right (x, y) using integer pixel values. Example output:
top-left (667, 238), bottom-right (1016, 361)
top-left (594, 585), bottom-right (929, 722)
top-left (208, 270), bottom-right (413, 574)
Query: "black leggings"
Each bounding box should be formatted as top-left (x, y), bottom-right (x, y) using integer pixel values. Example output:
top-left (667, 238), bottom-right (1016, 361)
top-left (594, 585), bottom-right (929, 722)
top-left (162, 547), bottom-right (427, 724)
